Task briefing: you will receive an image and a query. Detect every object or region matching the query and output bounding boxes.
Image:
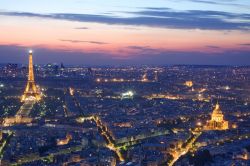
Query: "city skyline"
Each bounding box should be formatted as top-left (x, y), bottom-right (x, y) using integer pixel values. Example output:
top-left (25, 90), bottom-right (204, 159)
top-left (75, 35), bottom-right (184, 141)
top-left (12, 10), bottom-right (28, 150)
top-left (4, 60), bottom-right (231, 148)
top-left (0, 2), bottom-right (250, 165)
top-left (0, 0), bottom-right (250, 65)
top-left (1, 55), bottom-right (249, 165)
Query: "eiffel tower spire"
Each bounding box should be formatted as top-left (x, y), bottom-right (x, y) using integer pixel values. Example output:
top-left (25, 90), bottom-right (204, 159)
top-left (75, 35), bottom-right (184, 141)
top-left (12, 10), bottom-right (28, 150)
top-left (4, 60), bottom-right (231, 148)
top-left (21, 50), bottom-right (41, 102)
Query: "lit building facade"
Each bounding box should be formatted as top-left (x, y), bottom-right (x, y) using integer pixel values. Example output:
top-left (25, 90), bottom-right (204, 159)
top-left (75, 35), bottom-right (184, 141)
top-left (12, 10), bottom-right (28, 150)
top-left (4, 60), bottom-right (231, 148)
top-left (204, 103), bottom-right (229, 130)
top-left (57, 133), bottom-right (72, 146)
top-left (184, 81), bottom-right (193, 87)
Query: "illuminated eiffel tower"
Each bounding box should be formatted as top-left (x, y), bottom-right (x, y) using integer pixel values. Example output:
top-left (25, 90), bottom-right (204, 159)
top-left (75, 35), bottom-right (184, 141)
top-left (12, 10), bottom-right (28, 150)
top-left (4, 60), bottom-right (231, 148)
top-left (21, 50), bottom-right (41, 102)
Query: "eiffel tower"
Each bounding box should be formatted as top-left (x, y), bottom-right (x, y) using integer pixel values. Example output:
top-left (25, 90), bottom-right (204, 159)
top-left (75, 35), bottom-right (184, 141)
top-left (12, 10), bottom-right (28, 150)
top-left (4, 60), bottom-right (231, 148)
top-left (21, 50), bottom-right (41, 102)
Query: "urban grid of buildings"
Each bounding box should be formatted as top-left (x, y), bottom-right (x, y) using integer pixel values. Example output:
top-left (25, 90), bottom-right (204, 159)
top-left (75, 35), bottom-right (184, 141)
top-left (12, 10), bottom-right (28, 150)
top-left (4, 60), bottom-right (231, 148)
top-left (0, 51), bottom-right (250, 165)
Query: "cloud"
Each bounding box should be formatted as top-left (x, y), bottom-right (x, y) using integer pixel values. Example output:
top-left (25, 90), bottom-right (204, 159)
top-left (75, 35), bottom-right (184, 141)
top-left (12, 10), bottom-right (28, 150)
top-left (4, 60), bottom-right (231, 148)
top-left (127, 45), bottom-right (151, 50)
top-left (183, 0), bottom-right (235, 5)
top-left (1, 8), bottom-right (250, 30)
top-left (172, 0), bottom-right (250, 9)
top-left (127, 46), bottom-right (156, 54)
top-left (75, 27), bottom-right (89, 30)
top-left (0, 44), bottom-right (115, 65)
top-left (239, 43), bottom-right (250, 46)
top-left (188, 0), bottom-right (220, 5)
top-left (1, 44), bottom-right (250, 65)
top-left (206, 45), bottom-right (221, 49)
top-left (60, 39), bottom-right (108, 45)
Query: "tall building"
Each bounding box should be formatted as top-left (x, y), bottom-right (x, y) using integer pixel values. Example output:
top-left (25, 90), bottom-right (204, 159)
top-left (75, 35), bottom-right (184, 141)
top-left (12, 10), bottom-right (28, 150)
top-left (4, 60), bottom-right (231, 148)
top-left (204, 102), bottom-right (229, 130)
top-left (60, 62), bottom-right (65, 69)
top-left (154, 71), bottom-right (158, 82)
top-left (21, 50), bottom-right (41, 102)
top-left (142, 73), bottom-right (148, 82)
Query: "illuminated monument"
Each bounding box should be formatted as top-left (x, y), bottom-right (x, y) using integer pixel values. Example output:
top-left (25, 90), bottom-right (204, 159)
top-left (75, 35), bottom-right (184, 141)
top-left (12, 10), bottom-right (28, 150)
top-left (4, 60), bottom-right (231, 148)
top-left (21, 50), bottom-right (41, 102)
top-left (204, 102), bottom-right (229, 130)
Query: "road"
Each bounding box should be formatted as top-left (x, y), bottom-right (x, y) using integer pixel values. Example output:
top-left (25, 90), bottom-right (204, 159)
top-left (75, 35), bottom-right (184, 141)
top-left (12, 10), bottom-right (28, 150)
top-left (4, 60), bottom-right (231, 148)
top-left (169, 131), bottom-right (202, 166)
top-left (68, 88), bottom-right (125, 161)
top-left (16, 100), bottom-right (35, 117)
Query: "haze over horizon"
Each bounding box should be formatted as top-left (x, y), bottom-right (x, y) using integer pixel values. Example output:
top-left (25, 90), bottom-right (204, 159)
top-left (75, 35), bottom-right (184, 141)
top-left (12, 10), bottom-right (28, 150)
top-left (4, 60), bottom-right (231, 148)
top-left (0, 0), bottom-right (250, 65)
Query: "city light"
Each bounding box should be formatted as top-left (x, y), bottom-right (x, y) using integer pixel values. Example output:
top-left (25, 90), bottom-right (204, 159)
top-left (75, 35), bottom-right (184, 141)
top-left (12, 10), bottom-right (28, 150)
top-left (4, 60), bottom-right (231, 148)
top-left (0, 59), bottom-right (249, 165)
top-left (0, 0), bottom-right (249, 163)
top-left (184, 81), bottom-right (193, 87)
top-left (196, 122), bottom-right (202, 126)
top-left (121, 91), bottom-right (134, 99)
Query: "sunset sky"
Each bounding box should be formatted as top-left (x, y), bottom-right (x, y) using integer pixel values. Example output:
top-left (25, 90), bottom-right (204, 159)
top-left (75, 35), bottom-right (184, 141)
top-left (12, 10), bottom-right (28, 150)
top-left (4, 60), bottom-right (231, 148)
top-left (0, 0), bottom-right (250, 65)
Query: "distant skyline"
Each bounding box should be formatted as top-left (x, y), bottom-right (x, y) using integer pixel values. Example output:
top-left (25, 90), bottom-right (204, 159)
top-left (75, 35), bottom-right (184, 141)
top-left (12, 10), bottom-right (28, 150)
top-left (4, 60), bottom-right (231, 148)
top-left (0, 0), bottom-right (250, 65)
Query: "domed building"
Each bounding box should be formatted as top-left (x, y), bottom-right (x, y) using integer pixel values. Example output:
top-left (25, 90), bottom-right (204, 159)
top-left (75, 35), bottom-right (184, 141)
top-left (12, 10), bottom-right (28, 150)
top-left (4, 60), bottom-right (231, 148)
top-left (204, 102), bottom-right (229, 130)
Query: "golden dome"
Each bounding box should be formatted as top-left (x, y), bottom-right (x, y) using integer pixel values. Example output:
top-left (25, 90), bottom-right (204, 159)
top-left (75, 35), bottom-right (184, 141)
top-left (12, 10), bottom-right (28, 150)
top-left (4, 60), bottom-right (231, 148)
top-left (204, 102), bottom-right (229, 130)
top-left (213, 103), bottom-right (222, 114)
